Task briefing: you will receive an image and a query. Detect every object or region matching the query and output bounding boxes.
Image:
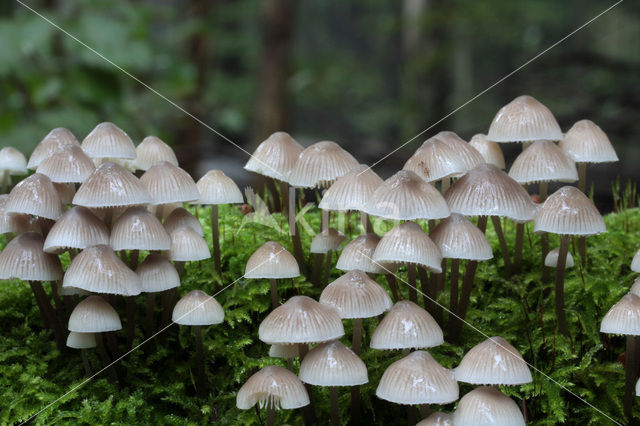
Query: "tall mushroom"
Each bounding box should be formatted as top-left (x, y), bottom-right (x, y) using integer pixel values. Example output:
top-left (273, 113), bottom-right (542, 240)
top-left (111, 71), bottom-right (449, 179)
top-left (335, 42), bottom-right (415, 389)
top-left (468, 134), bottom-right (505, 169)
top-left (140, 161), bottom-right (200, 220)
top-left (80, 122), bottom-right (137, 167)
top-left (133, 136), bottom-right (179, 172)
top-left (403, 136), bottom-right (466, 193)
top-left (453, 386), bottom-right (525, 426)
top-left (36, 144), bottom-right (95, 184)
top-left (370, 300), bottom-right (443, 351)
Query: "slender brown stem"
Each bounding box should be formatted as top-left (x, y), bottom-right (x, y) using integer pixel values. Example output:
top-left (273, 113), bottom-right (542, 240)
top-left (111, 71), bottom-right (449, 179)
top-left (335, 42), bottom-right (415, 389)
top-left (266, 406), bottom-right (275, 426)
top-left (624, 335), bottom-right (640, 419)
top-left (408, 265), bottom-right (417, 303)
top-left (477, 215), bottom-right (488, 233)
top-left (95, 333), bottom-right (118, 382)
top-left (447, 258), bottom-right (460, 333)
top-left (330, 386), bottom-right (339, 425)
top-left (578, 236), bottom-right (587, 267)
top-left (352, 317), bottom-right (362, 355)
top-left (145, 293), bottom-right (155, 338)
top-left (554, 234), bottom-right (570, 336)
top-left (451, 260), bottom-right (479, 342)
top-left (269, 278), bottom-right (279, 309)
top-left (194, 325), bottom-right (207, 397)
top-left (360, 211), bottom-right (371, 234)
top-left (289, 187), bottom-right (306, 275)
top-left (419, 404), bottom-right (430, 418)
top-left (161, 288), bottom-right (177, 328)
top-left (514, 223), bottom-right (524, 273)
top-left (81, 349), bottom-right (92, 377)
top-left (350, 385), bottom-right (361, 424)
top-left (386, 274), bottom-right (400, 301)
top-left (578, 162), bottom-right (586, 193)
top-left (106, 331), bottom-right (119, 360)
top-left (298, 342), bottom-right (316, 424)
top-left (129, 250), bottom-right (139, 270)
top-left (211, 205), bottom-right (222, 275)
top-left (491, 216), bottom-right (512, 276)
top-left (126, 296), bottom-right (136, 349)
top-left (29, 281), bottom-right (65, 351)
top-left (311, 253), bottom-right (324, 288)
top-left (323, 250), bottom-right (332, 287)
top-left (407, 405), bottom-right (416, 426)
top-left (541, 232), bottom-right (551, 282)
top-left (418, 267), bottom-right (434, 314)
top-left (1, 170), bottom-right (8, 193)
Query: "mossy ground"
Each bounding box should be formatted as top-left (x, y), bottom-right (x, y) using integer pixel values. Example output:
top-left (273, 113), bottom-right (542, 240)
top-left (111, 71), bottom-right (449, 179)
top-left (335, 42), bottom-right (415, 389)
top-left (1, 204), bottom-right (639, 425)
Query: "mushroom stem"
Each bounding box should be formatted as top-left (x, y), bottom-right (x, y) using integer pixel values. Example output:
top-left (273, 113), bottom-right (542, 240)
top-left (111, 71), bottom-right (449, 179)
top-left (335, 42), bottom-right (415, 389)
top-left (450, 260), bottom-right (479, 343)
top-left (554, 234), bottom-right (571, 336)
top-left (278, 179), bottom-right (288, 213)
top-left (29, 281), bottom-right (65, 351)
top-left (385, 273), bottom-right (400, 301)
top-left (418, 267), bottom-right (438, 321)
top-left (624, 335), bottom-right (640, 419)
top-left (477, 215), bottom-right (488, 233)
top-left (194, 325), bottom-right (207, 397)
top-left (269, 278), bottom-right (279, 309)
top-left (288, 187), bottom-right (306, 275)
top-left (350, 385), bottom-right (361, 424)
top-left (541, 232), bottom-right (551, 282)
top-left (408, 265), bottom-right (417, 303)
top-left (126, 296), bottom-right (136, 349)
top-left (211, 205), bottom-right (222, 275)
top-left (129, 249), bottom-right (139, 270)
top-left (577, 162), bottom-right (587, 193)
top-left (407, 405), bottom-right (416, 426)
top-left (352, 317), bottom-right (362, 355)
top-left (1, 170), bottom-right (9, 193)
top-left (298, 343), bottom-right (317, 424)
top-left (266, 406), bottom-right (275, 426)
top-left (360, 211), bottom-right (371, 234)
top-left (161, 288), bottom-right (178, 328)
top-left (448, 258), bottom-right (460, 332)
top-left (145, 293), bottom-right (155, 338)
top-left (330, 386), bottom-right (339, 425)
top-left (311, 253), bottom-right (324, 288)
top-left (81, 348), bottom-right (92, 377)
top-left (578, 236), bottom-right (587, 267)
top-left (419, 404), bottom-right (430, 418)
top-left (323, 250), bottom-right (333, 287)
top-left (513, 223), bottom-right (524, 273)
top-left (490, 215), bottom-right (512, 276)
top-left (95, 333), bottom-right (118, 382)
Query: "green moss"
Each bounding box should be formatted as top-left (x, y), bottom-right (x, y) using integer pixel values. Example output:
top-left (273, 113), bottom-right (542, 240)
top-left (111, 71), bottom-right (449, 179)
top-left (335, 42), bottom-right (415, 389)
top-left (1, 206), bottom-right (638, 424)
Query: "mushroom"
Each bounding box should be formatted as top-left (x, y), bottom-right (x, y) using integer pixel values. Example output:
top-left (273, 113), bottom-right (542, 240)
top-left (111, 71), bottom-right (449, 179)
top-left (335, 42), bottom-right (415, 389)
top-left (236, 365), bottom-right (310, 426)
top-left (487, 95), bottom-right (563, 143)
top-left (469, 134), bottom-right (505, 169)
top-left (36, 145), bottom-right (95, 184)
top-left (434, 131), bottom-right (484, 190)
top-left (299, 341), bottom-right (368, 425)
top-left (370, 300), bottom-right (443, 351)
top-left (0, 147), bottom-right (27, 192)
top-left (245, 241), bottom-right (300, 309)
top-left (508, 140), bottom-right (578, 277)
top-left (137, 253), bottom-right (180, 337)
top-left (600, 293), bottom-right (640, 418)
top-left (245, 132), bottom-right (305, 272)
top-left (28, 127), bottom-right (79, 170)
top-left (415, 412), bottom-right (453, 426)
top-left (430, 213), bottom-right (493, 340)
top-left (453, 386), bottom-right (525, 426)
top-left (80, 122), bottom-right (137, 166)
top-left (5, 173), bottom-right (63, 220)
top-left (172, 289), bottom-right (224, 397)
top-left (376, 351), bottom-right (458, 425)
top-left (133, 136), bottom-right (179, 171)
top-left (545, 247), bottom-right (575, 269)
top-left (534, 186), bottom-right (605, 335)
top-left (403, 136), bottom-right (466, 193)
top-left (163, 207), bottom-right (204, 237)
top-left (140, 161), bottom-right (200, 219)
top-left (44, 206), bottom-right (109, 258)
top-left (310, 228), bottom-right (346, 287)
top-left (194, 169), bottom-right (243, 275)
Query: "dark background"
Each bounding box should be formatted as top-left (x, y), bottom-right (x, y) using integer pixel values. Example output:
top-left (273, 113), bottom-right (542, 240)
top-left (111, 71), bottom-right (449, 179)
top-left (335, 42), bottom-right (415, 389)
top-left (0, 0), bottom-right (638, 211)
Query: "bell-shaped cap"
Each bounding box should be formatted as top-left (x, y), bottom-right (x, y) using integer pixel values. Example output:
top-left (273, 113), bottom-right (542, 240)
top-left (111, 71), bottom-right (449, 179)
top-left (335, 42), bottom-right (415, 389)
top-left (299, 340), bottom-right (368, 387)
top-left (544, 247), bottom-right (574, 268)
top-left (288, 141), bottom-right (358, 188)
top-left (364, 170), bottom-right (450, 221)
top-left (28, 127), bottom-right (80, 169)
top-left (429, 213), bottom-right (493, 260)
top-left (269, 343), bottom-right (309, 359)
top-left (245, 241), bottom-right (300, 279)
top-left (66, 331), bottom-right (96, 349)
top-left (81, 122), bottom-right (136, 159)
top-left (435, 131), bottom-right (484, 171)
top-left (236, 365), bottom-right (310, 410)
top-left (136, 253), bottom-right (180, 292)
top-left (319, 164), bottom-right (384, 211)
top-left (6, 173), bottom-right (63, 219)
top-left (371, 300), bottom-right (443, 349)
top-left (195, 170), bottom-right (243, 205)
top-left (68, 295), bottom-right (122, 333)
top-left (487, 95), bottom-right (562, 142)
top-left (336, 233), bottom-right (384, 274)
top-left (167, 226), bottom-right (210, 261)
top-left (453, 386), bottom-right (525, 426)
top-left (0, 195), bottom-right (33, 235)
top-left (140, 161), bottom-right (199, 205)
top-left (444, 164), bottom-right (536, 222)
top-left (320, 270), bottom-right (392, 319)
top-left (0, 147), bottom-right (27, 175)
top-left (373, 222), bottom-right (443, 272)
top-left (0, 232), bottom-right (62, 281)
top-left (600, 293), bottom-right (640, 335)
top-left (310, 228), bottom-right (346, 254)
top-left (163, 207), bottom-right (204, 237)
top-left (44, 206), bottom-right (109, 253)
top-left (469, 134), bottom-right (505, 169)
top-left (508, 140), bottom-right (578, 184)
top-left (559, 119), bottom-right (618, 163)
top-left (63, 245), bottom-right (141, 296)
top-left (376, 351), bottom-right (458, 405)
top-left (403, 137), bottom-right (466, 182)
top-left (73, 162), bottom-right (151, 208)
top-left (135, 136), bottom-right (178, 171)
top-left (172, 289), bottom-right (224, 326)
top-left (244, 131), bottom-right (304, 182)
top-left (416, 412), bottom-right (453, 426)
top-left (36, 145), bottom-right (95, 183)
top-left (533, 186), bottom-right (605, 236)
top-left (454, 336), bottom-right (532, 385)
top-left (110, 206), bottom-right (171, 251)
top-left (258, 295), bottom-right (344, 344)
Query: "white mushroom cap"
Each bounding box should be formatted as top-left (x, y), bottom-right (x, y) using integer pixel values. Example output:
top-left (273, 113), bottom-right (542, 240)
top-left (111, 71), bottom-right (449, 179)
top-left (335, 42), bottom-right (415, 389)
top-left (429, 213), bottom-right (493, 261)
top-left (533, 186), bottom-right (605, 236)
top-left (258, 295), bottom-right (344, 344)
top-left (44, 206), bottom-right (109, 253)
top-left (68, 295), bottom-right (122, 333)
top-left (435, 131), bottom-right (484, 171)
top-left (172, 289), bottom-right (224, 326)
top-left (66, 331), bottom-right (96, 349)
top-left (600, 293), bottom-right (640, 336)
top-left (0, 232), bottom-right (62, 281)
top-left (559, 119), bottom-right (618, 163)
top-left (310, 228), bottom-right (346, 254)
top-left (6, 173), bottom-right (63, 219)
top-left (110, 206), bottom-right (171, 251)
top-left (299, 340), bottom-right (368, 387)
top-left (134, 136), bottom-right (178, 171)
top-left (319, 164), bottom-right (384, 211)
top-left (136, 253), bottom-right (180, 293)
top-left (195, 170), bottom-right (244, 205)
top-left (28, 127), bottom-right (80, 169)
top-left (244, 241), bottom-right (300, 279)
top-left (454, 336), bottom-right (532, 385)
top-left (370, 300), bottom-right (443, 350)
top-left (167, 226), bottom-right (210, 261)
top-left (319, 270), bottom-right (392, 319)
top-left (244, 131), bottom-right (304, 182)
top-left (81, 122), bottom-right (136, 160)
top-left (372, 222), bottom-right (443, 272)
top-left (544, 247), bottom-right (574, 268)
top-left (163, 207), bottom-right (204, 237)
top-left (487, 95), bottom-right (562, 142)
top-left (376, 350), bottom-right (458, 405)
top-left (453, 386), bottom-right (525, 426)
top-left (0, 147), bottom-right (27, 175)
top-left (469, 134), bottom-right (505, 169)
top-left (415, 412), bottom-right (454, 426)
top-left (236, 365), bottom-right (310, 410)
top-left (508, 140), bottom-right (578, 184)
top-left (73, 162), bottom-right (151, 208)
top-left (336, 233), bottom-right (384, 274)
top-left (288, 141), bottom-right (358, 188)
top-left (403, 137), bottom-right (467, 182)
top-left (140, 161), bottom-right (200, 205)
top-left (36, 145), bottom-right (95, 183)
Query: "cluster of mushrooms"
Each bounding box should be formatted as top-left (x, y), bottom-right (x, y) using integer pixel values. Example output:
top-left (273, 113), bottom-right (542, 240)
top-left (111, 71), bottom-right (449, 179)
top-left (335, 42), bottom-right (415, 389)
top-left (0, 94), bottom-right (629, 424)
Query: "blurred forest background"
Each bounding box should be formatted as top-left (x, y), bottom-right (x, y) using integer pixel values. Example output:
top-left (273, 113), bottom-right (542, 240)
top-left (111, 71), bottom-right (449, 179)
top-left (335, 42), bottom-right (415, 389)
top-left (0, 0), bottom-right (638, 210)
